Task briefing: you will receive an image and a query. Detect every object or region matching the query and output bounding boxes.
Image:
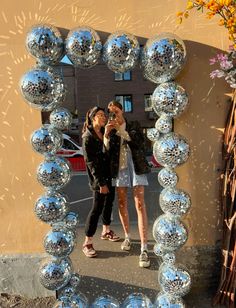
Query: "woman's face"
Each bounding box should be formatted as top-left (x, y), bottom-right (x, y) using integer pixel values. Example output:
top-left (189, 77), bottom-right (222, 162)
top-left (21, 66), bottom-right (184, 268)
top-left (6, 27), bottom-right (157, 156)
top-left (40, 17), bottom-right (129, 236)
top-left (92, 110), bottom-right (107, 127)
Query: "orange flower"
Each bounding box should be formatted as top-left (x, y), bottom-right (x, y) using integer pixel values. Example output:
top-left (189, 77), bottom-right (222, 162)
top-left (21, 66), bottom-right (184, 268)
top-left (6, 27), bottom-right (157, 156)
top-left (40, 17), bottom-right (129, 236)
top-left (186, 1), bottom-right (194, 9)
top-left (177, 11), bottom-right (184, 17)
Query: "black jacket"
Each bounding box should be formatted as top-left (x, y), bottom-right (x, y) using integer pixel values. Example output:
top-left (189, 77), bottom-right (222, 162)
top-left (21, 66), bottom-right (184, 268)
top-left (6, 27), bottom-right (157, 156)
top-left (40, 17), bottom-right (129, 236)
top-left (109, 120), bottom-right (150, 178)
top-left (82, 127), bottom-right (111, 191)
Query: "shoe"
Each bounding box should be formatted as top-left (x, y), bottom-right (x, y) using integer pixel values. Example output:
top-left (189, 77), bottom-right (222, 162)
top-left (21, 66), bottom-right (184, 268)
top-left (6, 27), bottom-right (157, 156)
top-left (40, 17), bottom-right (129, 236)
top-left (139, 250), bottom-right (150, 268)
top-left (121, 238), bottom-right (131, 251)
top-left (101, 230), bottom-right (120, 242)
top-left (82, 243), bottom-right (97, 258)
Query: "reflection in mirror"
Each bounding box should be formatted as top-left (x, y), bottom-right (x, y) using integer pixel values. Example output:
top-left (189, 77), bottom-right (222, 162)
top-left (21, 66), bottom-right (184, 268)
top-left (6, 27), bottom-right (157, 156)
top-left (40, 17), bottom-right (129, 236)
top-left (40, 30), bottom-right (163, 302)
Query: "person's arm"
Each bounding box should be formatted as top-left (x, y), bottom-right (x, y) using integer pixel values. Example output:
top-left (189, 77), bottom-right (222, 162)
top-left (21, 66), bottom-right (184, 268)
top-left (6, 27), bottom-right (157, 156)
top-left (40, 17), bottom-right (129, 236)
top-left (116, 125), bottom-right (131, 141)
top-left (82, 136), bottom-right (107, 187)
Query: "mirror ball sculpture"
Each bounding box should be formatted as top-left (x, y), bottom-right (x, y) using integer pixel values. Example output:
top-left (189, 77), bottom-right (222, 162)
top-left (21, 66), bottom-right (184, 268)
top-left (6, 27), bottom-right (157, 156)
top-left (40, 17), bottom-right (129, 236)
top-left (21, 24), bottom-right (192, 306)
top-left (65, 27), bottom-right (102, 68)
top-left (141, 32), bottom-right (186, 84)
top-left (26, 24), bottom-right (64, 64)
top-left (20, 65), bottom-right (66, 111)
top-left (103, 31), bottom-right (140, 73)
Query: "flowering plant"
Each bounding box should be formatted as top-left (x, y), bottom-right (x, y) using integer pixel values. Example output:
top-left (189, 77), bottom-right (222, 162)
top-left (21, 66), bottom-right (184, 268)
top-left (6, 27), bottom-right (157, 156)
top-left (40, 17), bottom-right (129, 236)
top-left (177, 1), bottom-right (236, 87)
top-left (209, 46), bottom-right (236, 88)
top-left (177, 1), bottom-right (236, 45)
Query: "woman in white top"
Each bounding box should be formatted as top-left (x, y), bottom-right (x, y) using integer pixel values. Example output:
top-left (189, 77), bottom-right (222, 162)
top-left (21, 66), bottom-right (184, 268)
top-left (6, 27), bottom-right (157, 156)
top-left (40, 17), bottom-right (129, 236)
top-left (104, 100), bottom-right (151, 268)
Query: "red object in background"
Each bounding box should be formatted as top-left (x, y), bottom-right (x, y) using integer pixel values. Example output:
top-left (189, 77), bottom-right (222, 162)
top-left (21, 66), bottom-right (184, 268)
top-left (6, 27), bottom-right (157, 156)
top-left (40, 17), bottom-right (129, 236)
top-left (151, 155), bottom-right (162, 168)
top-left (57, 134), bottom-right (86, 172)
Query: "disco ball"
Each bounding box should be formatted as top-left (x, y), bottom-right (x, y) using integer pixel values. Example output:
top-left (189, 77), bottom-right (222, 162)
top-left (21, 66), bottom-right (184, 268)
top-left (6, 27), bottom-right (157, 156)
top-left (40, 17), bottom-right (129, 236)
top-left (65, 27), bottom-right (102, 68)
top-left (153, 133), bottom-right (190, 168)
top-left (26, 24), bottom-right (64, 64)
top-left (50, 108), bottom-right (73, 130)
top-left (39, 257), bottom-right (73, 290)
top-left (44, 228), bottom-right (75, 257)
top-left (34, 191), bottom-right (68, 224)
top-left (141, 33), bottom-right (186, 83)
top-left (158, 263), bottom-right (191, 297)
top-left (122, 293), bottom-right (152, 308)
top-left (20, 65), bottom-right (66, 111)
top-left (152, 82), bottom-right (188, 118)
top-left (103, 31), bottom-right (140, 73)
top-left (152, 214), bottom-right (188, 251)
top-left (158, 168), bottom-right (178, 188)
top-left (92, 295), bottom-right (120, 307)
top-left (52, 212), bottom-right (79, 231)
top-left (155, 292), bottom-right (185, 308)
top-left (58, 273), bottom-right (81, 299)
top-left (30, 125), bottom-right (62, 155)
top-left (147, 128), bottom-right (160, 142)
top-left (53, 293), bottom-right (88, 308)
top-left (37, 156), bottom-right (71, 190)
top-left (160, 188), bottom-right (191, 216)
top-left (162, 252), bottom-right (176, 265)
top-left (153, 243), bottom-right (168, 257)
top-left (155, 114), bottom-right (173, 134)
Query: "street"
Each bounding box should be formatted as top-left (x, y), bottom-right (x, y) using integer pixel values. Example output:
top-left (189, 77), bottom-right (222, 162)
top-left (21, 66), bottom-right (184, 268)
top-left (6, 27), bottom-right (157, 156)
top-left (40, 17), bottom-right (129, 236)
top-left (62, 169), bottom-right (162, 226)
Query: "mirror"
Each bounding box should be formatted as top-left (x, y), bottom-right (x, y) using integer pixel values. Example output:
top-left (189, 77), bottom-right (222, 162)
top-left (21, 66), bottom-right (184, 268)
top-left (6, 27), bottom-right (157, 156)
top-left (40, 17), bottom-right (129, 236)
top-left (41, 29), bottom-right (162, 302)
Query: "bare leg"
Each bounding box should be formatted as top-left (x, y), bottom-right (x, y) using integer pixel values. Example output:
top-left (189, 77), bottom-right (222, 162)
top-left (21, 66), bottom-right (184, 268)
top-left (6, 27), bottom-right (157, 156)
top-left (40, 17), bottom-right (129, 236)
top-left (117, 187), bottom-right (129, 237)
top-left (133, 185), bottom-right (148, 246)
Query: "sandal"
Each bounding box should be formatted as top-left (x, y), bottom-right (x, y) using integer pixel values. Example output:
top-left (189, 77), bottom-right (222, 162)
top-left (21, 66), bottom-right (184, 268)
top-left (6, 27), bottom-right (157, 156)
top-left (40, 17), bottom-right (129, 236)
top-left (82, 243), bottom-right (97, 257)
top-left (101, 230), bottom-right (120, 242)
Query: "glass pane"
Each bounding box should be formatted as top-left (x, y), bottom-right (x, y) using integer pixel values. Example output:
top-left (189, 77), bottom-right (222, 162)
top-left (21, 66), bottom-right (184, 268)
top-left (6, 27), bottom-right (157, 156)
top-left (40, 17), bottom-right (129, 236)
top-left (124, 95), bottom-right (132, 112)
top-left (114, 72), bottom-right (123, 81)
top-left (123, 71), bottom-right (131, 80)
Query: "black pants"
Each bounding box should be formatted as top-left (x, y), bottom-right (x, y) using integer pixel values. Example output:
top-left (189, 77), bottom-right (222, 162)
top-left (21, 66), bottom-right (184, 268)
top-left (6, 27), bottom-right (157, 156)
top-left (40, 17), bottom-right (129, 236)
top-left (85, 186), bottom-right (115, 237)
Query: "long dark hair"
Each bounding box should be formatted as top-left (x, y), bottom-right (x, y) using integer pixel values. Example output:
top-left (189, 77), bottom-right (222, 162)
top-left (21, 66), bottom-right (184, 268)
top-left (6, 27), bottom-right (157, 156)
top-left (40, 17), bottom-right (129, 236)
top-left (82, 106), bottom-right (105, 134)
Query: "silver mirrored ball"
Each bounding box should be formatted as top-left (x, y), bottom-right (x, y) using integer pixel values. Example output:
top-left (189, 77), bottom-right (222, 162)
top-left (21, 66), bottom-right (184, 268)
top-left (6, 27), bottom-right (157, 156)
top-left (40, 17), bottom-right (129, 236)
top-left (152, 82), bottom-right (188, 118)
top-left (66, 27), bottom-right (102, 68)
top-left (37, 156), bottom-right (71, 190)
top-left (103, 31), bottom-right (140, 73)
top-left (158, 263), bottom-right (191, 297)
top-left (141, 33), bottom-right (186, 83)
top-left (31, 125), bottom-right (62, 155)
top-left (26, 24), bottom-right (64, 64)
top-left (34, 191), bottom-right (68, 224)
top-left (39, 257), bottom-right (73, 291)
top-left (158, 168), bottom-right (178, 188)
top-left (153, 133), bottom-right (190, 168)
top-left (160, 188), bottom-right (191, 216)
top-left (50, 108), bottom-right (73, 130)
top-left (153, 214), bottom-right (188, 251)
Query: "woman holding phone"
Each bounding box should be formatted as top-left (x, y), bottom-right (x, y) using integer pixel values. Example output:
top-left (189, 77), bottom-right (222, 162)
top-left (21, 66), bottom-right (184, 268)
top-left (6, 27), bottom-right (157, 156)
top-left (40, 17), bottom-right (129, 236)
top-left (82, 106), bottom-right (120, 258)
top-left (104, 101), bottom-right (151, 267)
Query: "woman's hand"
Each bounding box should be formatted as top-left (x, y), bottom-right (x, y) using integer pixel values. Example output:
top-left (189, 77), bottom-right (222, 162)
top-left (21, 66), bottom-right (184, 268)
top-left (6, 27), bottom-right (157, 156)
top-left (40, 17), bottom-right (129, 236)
top-left (104, 120), bottom-right (118, 138)
top-left (100, 185), bottom-right (109, 194)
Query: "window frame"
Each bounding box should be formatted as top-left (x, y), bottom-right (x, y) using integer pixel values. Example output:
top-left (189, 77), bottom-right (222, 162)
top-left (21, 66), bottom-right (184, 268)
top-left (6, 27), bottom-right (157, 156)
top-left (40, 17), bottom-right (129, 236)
top-left (115, 94), bottom-right (133, 113)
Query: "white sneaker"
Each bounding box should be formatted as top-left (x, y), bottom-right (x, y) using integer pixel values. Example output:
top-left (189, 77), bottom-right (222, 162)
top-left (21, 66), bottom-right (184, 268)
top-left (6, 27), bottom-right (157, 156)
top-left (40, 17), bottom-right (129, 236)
top-left (121, 238), bottom-right (131, 251)
top-left (139, 250), bottom-right (150, 268)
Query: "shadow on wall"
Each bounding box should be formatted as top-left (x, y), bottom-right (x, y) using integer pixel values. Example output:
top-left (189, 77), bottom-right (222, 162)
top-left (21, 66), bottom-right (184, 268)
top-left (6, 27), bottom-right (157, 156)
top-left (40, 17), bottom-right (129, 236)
top-left (175, 40), bottom-right (231, 246)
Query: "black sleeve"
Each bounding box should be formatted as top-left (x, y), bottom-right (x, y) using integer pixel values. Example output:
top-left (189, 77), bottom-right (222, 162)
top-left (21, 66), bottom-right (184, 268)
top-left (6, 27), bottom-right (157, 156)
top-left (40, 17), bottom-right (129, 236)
top-left (127, 121), bottom-right (145, 149)
top-left (82, 136), bottom-right (107, 187)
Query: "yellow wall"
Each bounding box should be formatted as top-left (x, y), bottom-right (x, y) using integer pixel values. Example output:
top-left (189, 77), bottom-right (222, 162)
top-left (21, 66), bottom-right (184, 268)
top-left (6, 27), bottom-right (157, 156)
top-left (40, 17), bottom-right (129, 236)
top-left (0, 0), bottom-right (230, 253)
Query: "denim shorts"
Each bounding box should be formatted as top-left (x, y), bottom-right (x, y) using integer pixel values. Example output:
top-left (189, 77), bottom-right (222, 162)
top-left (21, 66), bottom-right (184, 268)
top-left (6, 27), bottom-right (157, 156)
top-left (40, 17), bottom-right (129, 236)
top-left (112, 149), bottom-right (148, 187)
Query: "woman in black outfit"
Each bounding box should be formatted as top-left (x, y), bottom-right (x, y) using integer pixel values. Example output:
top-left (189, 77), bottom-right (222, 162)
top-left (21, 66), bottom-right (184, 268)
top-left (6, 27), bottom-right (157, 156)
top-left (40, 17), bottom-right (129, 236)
top-left (82, 106), bottom-right (119, 258)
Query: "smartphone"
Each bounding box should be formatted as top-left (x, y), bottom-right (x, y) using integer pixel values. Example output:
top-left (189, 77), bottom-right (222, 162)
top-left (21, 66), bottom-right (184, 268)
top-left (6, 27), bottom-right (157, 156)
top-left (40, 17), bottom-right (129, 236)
top-left (108, 112), bottom-right (116, 121)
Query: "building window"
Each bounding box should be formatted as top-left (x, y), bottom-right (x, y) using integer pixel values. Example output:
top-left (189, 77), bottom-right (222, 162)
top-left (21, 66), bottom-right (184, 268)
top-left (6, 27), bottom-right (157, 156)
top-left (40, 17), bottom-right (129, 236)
top-left (114, 71), bottom-right (131, 81)
top-left (144, 94), bottom-right (153, 111)
top-left (115, 95), bottom-right (133, 112)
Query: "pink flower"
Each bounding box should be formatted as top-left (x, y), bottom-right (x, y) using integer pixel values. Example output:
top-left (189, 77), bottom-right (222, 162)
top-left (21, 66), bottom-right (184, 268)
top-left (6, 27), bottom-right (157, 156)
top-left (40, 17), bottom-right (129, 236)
top-left (209, 57), bottom-right (217, 65)
top-left (217, 53), bottom-right (228, 62)
top-left (220, 60), bottom-right (233, 70)
top-left (210, 70), bottom-right (225, 79)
